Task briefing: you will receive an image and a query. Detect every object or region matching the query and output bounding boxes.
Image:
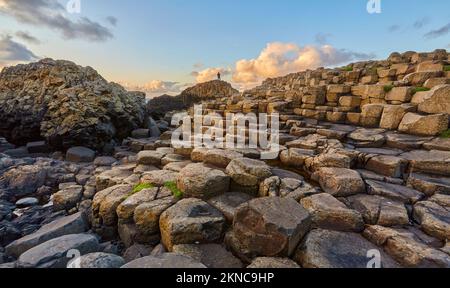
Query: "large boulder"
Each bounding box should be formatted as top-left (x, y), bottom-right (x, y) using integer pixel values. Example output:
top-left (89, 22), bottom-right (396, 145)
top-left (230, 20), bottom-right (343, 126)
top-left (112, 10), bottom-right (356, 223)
top-left (380, 104), bottom-right (416, 130)
top-left (417, 85), bottom-right (450, 114)
top-left (159, 198), bottom-right (226, 251)
top-left (312, 168), bottom-right (365, 197)
top-left (17, 234), bottom-right (99, 268)
top-left (228, 197), bottom-right (311, 260)
top-left (53, 185), bottom-right (83, 211)
top-left (133, 196), bottom-right (178, 238)
top-left (226, 158), bottom-right (272, 193)
top-left (398, 113), bottom-right (448, 136)
top-left (2, 165), bottom-right (47, 198)
top-left (176, 163), bottom-right (230, 199)
top-left (295, 229), bottom-right (399, 268)
top-left (300, 194), bottom-right (364, 232)
top-left (137, 150), bottom-right (167, 166)
top-left (203, 149), bottom-right (243, 168)
top-left (0, 59), bottom-right (146, 150)
top-left (5, 213), bottom-right (88, 257)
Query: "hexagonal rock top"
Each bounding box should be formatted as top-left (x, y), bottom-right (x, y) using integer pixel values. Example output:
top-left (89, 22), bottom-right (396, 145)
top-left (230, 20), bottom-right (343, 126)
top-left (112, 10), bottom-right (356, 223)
top-left (230, 197), bottom-right (311, 259)
top-left (203, 149), bottom-right (243, 168)
top-left (159, 198), bottom-right (226, 251)
top-left (295, 229), bottom-right (399, 268)
top-left (312, 167), bottom-right (366, 197)
top-left (137, 150), bottom-right (167, 166)
top-left (226, 158), bottom-right (273, 189)
top-left (176, 163), bottom-right (230, 199)
top-left (300, 193), bottom-right (365, 232)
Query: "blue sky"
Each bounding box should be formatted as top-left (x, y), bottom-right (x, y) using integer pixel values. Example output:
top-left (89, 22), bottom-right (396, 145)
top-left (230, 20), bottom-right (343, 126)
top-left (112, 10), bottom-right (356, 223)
top-left (0, 0), bottom-right (449, 95)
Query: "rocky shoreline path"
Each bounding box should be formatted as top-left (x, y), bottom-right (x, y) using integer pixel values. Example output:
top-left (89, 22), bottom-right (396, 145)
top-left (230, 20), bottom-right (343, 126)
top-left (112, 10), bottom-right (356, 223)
top-left (1, 50), bottom-right (450, 268)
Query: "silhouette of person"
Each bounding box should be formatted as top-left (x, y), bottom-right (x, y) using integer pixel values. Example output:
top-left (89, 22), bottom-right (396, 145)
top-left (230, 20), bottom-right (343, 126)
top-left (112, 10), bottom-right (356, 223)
top-left (217, 72), bottom-right (221, 80)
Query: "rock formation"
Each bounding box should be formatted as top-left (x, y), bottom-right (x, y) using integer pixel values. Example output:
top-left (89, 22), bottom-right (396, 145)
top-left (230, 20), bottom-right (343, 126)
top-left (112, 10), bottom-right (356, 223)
top-left (148, 80), bottom-right (239, 120)
top-left (0, 59), bottom-right (147, 151)
top-left (181, 80), bottom-right (239, 106)
top-left (146, 94), bottom-right (186, 120)
top-left (1, 50), bottom-right (449, 269)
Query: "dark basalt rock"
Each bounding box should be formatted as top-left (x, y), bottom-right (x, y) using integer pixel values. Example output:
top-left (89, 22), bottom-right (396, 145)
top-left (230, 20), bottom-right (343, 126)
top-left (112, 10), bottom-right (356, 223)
top-left (0, 59), bottom-right (147, 151)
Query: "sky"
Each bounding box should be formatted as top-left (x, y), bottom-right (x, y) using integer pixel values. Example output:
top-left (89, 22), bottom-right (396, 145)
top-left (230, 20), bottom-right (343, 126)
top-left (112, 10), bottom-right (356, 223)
top-left (0, 0), bottom-right (449, 97)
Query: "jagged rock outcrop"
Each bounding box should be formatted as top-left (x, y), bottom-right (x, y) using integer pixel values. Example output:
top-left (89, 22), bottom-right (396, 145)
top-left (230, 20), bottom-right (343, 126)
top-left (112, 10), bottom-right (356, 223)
top-left (1, 49), bottom-right (450, 269)
top-left (146, 94), bottom-right (186, 120)
top-left (0, 59), bottom-right (147, 150)
top-left (238, 49), bottom-right (449, 137)
top-left (181, 80), bottom-right (238, 106)
top-left (147, 80), bottom-right (238, 120)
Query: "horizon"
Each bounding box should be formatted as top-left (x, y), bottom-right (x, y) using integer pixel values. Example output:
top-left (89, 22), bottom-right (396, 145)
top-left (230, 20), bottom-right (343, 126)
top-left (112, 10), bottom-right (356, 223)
top-left (1, 0), bottom-right (450, 97)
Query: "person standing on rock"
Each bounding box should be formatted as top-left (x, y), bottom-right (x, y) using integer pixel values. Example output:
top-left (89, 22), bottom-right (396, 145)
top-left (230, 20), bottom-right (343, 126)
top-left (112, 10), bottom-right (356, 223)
top-left (217, 72), bottom-right (221, 80)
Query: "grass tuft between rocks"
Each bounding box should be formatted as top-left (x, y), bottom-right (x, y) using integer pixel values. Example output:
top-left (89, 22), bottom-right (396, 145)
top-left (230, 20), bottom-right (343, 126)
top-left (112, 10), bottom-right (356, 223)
top-left (440, 129), bottom-right (450, 139)
top-left (444, 65), bottom-right (450, 72)
top-left (122, 183), bottom-right (155, 201)
top-left (412, 87), bottom-right (430, 95)
top-left (164, 181), bottom-right (183, 198)
top-left (341, 65), bottom-right (353, 72)
top-left (132, 183), bottom-right (154, 193)
top-left (383, 85), bottom-right (394, 93)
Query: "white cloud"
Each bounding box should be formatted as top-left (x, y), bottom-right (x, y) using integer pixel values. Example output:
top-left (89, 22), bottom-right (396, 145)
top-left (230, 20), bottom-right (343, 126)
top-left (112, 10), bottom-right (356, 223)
top-left (231, 42), bottom-right (375, 86)
top-left (191, 67), bottom-right (231, 83)
top-left (0, 0), bottom-right (113, 42)
top-left (0, 35), bottom-right (39, 68)
top-left (119, 80), bottom-right (192, 98)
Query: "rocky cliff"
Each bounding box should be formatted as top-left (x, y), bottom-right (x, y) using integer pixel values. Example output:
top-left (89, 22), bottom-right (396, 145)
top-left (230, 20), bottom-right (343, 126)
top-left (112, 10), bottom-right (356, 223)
top-left (147, 80), bottom-right (239, 120)
top-left (0, 59), bottom-right (147, 151)
top-left (1, 50), bottom-right (450, 269)
top-left (147, 94), bottom-right (186, 120)
top-left (181, 80), bottom-right (239, 106)
top-left (236, 49), bottom-right (449, 137)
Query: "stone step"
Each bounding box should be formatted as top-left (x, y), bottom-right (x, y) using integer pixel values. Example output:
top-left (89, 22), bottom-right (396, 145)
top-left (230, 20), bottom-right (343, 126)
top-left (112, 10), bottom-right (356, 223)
top-left (407, 173), bottom-right (450, 196)
top-left (401, 150), bottom-right (450, 176)
top-left (365, 180), bottom-right (425, 204)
